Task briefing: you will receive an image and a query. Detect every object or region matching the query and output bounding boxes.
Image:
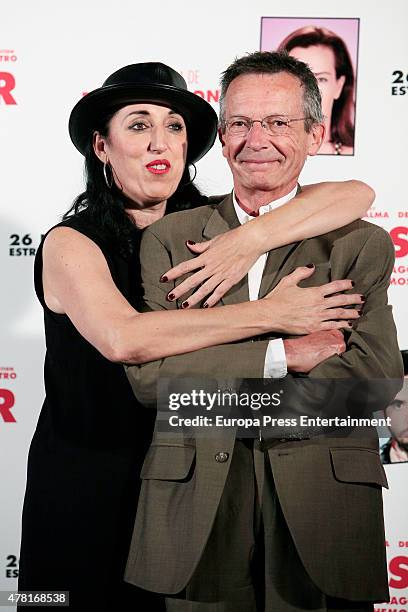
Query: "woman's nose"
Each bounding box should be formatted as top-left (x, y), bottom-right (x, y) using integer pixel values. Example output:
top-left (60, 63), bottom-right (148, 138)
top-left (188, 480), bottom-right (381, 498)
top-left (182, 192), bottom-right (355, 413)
top-left (149, 126), bottom-right (168, 153)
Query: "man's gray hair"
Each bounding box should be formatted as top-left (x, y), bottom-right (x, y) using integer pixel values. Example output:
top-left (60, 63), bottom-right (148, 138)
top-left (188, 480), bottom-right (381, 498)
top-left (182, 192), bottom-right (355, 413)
top-left (219, 51), bottom-right (324, 133)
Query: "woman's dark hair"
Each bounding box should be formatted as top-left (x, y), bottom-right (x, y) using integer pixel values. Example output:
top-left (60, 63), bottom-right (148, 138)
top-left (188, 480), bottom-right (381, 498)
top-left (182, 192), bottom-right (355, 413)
top-left (278, 26), bottom-right (355, 148)
top-left (63, 108), bottom-right (208, 258)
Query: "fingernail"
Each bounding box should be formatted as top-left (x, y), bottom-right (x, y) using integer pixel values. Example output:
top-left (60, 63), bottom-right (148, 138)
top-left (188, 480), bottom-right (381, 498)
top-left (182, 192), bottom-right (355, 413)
top-left (306, 263), bottom-right (314, 268)
top-left (361, 295), bottom-right (366, 302)
top-left (181, 301), bottom-right (189, 309)
top-left (186, 240), bottom-right (196, 246)
top-left (351, 281), bottom-right (355, 287)
top-left (203, 303), bottom-right (209, 308)
top-left (160, 275), bottom-right (168, 283)
top-left (167, 293), bottom-right (175, 302)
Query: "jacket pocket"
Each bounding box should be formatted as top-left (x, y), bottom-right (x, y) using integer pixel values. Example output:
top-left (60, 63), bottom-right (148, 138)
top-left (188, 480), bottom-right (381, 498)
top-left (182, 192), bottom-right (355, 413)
top-left (330, 447), bottom-right (388, 488)
top-left (140, 444), bottom-right (196, 481)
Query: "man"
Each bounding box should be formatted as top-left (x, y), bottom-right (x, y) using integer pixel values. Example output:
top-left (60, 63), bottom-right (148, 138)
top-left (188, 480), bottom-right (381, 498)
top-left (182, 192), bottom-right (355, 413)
top-left (125, 52), bottom-right (403, 611)
top-left (381, 373), bottom-right (408, 463)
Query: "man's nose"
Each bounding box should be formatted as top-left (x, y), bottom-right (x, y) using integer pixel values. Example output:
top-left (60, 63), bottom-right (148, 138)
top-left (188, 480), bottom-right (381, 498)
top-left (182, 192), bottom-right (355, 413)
top-left (149, 126), bottom-right (168, 153)
top-left (244, 122), bottom-right (269, 150)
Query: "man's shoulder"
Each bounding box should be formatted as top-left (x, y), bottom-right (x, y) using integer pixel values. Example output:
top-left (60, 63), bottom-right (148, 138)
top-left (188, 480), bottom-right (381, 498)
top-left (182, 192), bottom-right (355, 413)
top-left (323, 219), bottom-right (392, 249)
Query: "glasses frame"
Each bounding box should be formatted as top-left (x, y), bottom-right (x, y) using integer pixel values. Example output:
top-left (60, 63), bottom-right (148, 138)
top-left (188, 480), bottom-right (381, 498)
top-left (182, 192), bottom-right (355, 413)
top-left (224, 115), bottom-right (307, 136)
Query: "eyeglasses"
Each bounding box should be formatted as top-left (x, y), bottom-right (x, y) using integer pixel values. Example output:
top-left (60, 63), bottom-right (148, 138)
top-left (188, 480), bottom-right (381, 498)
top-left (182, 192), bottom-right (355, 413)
top-left (224, 115), bottom-right (307, 136)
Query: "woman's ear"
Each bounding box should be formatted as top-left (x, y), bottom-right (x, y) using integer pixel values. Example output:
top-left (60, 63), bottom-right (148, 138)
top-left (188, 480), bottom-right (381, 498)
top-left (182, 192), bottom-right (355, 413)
top-left (334, 75), bottom-right (346, 100)
top-left (93, 131), bottom-right (108, 163)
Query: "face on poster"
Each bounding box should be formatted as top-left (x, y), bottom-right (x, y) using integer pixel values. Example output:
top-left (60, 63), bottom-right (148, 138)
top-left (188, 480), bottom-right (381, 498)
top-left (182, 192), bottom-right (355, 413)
top-left (260, 17), bottom-right (359, 156)
top-left (381, 376), bottom-right (408, 465)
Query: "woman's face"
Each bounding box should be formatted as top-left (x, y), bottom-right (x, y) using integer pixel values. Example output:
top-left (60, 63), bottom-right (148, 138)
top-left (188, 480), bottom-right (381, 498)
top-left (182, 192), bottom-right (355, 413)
top-left (94, 103), bottom-right (188, 207)
top-left (288, 45), bottom-right (346, 125)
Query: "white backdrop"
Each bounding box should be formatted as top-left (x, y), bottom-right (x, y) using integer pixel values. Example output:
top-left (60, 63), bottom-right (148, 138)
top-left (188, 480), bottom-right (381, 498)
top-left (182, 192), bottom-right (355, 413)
top-left (1, 1), bottom-right (407, 610)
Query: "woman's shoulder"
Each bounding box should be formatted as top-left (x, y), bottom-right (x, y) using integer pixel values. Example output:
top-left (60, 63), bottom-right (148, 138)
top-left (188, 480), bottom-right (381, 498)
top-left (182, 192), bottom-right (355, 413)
top-left (41, 211), bottom-right (111, 262)
top-left (41, 209), bottom-right (92, 239)
top-left (55, 209), bottom-right (95, 233)
top-left (46, 209), bottom-right (114, 248)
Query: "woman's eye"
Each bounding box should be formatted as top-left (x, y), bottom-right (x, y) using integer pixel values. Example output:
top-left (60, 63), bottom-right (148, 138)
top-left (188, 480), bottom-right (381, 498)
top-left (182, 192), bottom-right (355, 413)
top-left (317, 77), bottom-right (328, 84)
top-left (167, 121), bottom-right (184, 132)
top-left (130, 121), bottom-right (149, 131)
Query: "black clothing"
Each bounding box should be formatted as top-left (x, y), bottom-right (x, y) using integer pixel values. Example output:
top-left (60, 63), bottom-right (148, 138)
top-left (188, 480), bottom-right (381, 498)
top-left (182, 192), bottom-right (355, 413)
top-left (18, 210), bottom-right (163, 610)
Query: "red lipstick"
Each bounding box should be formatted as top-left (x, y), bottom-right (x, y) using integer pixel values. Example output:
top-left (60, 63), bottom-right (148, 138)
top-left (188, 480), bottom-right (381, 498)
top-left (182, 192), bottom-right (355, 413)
top-left (146, 159), bottom-right (171, 175)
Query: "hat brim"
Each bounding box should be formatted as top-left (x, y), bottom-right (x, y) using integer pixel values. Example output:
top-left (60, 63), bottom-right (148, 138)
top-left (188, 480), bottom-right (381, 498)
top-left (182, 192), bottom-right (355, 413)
top-left (69, 83), bottom-right (218, 164)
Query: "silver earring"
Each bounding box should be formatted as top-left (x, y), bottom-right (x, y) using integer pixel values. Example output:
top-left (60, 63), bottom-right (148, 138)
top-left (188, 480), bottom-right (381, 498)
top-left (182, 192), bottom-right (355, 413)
top-left (103, 161), bottom-right (113, 188)
top-left (183, 163), bottom-right (197, 186)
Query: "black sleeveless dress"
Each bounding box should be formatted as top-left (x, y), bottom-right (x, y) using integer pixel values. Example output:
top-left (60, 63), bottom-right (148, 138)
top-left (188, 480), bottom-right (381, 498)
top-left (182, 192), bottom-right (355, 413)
top-left (18, 210), bottom-right (164, 610)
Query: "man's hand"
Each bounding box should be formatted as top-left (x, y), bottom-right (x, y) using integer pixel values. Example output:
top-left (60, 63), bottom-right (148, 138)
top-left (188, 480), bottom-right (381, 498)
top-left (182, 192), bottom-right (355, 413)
top-left (284, 330), bottom-right (346, 373)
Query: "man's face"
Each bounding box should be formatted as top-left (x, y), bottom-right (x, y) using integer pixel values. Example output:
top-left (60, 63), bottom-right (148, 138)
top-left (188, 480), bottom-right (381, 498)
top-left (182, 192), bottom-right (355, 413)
top-left (220, 72), bottom-right (324, 202)
top-left (386, 382), bottom-right (408, 445)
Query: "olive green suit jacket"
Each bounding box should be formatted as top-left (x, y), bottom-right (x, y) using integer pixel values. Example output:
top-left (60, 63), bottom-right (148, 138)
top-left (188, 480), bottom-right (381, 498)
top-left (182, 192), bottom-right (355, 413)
top-left (124, 193), bottom-right (403, 601)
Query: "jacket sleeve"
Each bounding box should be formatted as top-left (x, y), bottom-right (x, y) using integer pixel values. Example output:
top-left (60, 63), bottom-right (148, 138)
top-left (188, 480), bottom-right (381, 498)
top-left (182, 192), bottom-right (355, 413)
top-left (125, 226), bottom-right (269, 407)
top-left (284, 228), bottom-right (403, 422)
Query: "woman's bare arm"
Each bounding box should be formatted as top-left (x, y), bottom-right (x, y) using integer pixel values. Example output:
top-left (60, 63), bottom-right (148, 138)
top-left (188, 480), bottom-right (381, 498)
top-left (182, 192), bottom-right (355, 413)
top-left (42, 227), bottom-right (362, 364)
top-left (162, 180), bottom-right (374, 307)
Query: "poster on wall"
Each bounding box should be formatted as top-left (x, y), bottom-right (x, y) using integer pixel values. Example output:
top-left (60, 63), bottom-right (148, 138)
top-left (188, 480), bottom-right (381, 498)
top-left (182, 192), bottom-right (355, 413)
top-left (260, 17), bottom-right (359, 156)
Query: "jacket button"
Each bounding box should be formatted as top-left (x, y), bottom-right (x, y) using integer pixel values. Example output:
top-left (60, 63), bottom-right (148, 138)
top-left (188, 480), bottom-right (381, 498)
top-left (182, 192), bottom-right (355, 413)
top-left (215, 452), bottom-right (229, 463)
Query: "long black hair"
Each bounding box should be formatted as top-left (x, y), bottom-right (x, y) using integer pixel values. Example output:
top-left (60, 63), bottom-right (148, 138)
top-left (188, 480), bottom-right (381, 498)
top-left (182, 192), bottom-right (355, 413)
top-left (63, 108), bottom-right (209, 258)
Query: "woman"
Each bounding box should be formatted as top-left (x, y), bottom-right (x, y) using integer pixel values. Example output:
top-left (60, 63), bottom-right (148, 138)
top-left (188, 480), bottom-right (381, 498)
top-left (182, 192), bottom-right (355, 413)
top-left (278, 26), bottom-right (355, 155)
top-left (18, 62), bottom-right (370, 610)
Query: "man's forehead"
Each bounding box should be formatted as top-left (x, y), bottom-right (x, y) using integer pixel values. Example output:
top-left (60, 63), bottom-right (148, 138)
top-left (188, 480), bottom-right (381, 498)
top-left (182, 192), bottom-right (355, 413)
top-left (224, 72), bottom-right (304, 112)
top-left (227, 71), bottom-right (303, 90)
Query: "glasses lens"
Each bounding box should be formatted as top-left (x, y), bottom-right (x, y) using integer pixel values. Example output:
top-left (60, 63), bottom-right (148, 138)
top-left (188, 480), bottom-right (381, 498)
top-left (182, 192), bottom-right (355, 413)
top-left (227, 118), bottom-right (250, 135)
top-left (264, 117), bottom-right (290, 135)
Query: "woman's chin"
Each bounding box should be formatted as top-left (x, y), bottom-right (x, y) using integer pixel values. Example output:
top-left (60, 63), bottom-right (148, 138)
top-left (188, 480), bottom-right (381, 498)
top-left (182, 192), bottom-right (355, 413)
top-left (124, 189), bottom-right (174, 208)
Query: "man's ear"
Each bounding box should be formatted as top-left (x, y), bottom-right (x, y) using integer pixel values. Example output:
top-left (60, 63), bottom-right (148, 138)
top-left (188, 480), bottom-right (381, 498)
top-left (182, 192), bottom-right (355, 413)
top-left (218, 127), bottom-right (227, 157)
top-left (93, 131), bottom-right (108, 163)
top-left (308, 123), bottom-right (325, 156)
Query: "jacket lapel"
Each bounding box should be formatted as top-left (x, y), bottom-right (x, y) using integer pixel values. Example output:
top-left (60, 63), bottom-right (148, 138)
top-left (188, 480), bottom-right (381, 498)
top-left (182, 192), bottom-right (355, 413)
top-left (258, 241), bottom-right (305, 298)
top-left (203, 185), bottom-right (306, 302)
top-left (203, 193), bottom-right (250, 306)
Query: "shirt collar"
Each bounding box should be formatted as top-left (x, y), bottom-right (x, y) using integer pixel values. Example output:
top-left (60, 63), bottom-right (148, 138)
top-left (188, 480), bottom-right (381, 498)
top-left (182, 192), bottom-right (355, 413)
top-left (233, 185), bottom-right (298, 225)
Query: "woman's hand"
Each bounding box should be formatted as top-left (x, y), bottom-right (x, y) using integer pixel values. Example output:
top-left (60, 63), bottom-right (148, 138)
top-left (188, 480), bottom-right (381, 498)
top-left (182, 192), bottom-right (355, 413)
top-left (161, 180), bottom-right (374, 308)
top-left (263, 266), bottom-right (364, 335)
top-left (161, 223), bottom-right (260, 308)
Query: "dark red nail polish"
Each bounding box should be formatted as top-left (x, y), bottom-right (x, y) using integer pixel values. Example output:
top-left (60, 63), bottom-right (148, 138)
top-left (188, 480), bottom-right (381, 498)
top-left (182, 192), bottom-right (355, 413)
top-left (306, 263), bottom-right (314, 268)
top-left (203, 303), bottom-right (209, 308)
top-left (351, 281), bottom-right (355, 287)
top-left (167, 293), bottom-right (175, 302)
top-left (181, 301), bottom-right (189, 308)
top-left (361, 295), bottom-right (366, 302)
top-left (186, 240), bottom-right (196, 246)
top-left (160, 275), bottom-right (168, 283)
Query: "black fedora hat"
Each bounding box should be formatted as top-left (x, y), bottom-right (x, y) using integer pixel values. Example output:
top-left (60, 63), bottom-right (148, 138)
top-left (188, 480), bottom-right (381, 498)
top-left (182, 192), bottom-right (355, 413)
top-left (69, 62), bottom-right (218, 164)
